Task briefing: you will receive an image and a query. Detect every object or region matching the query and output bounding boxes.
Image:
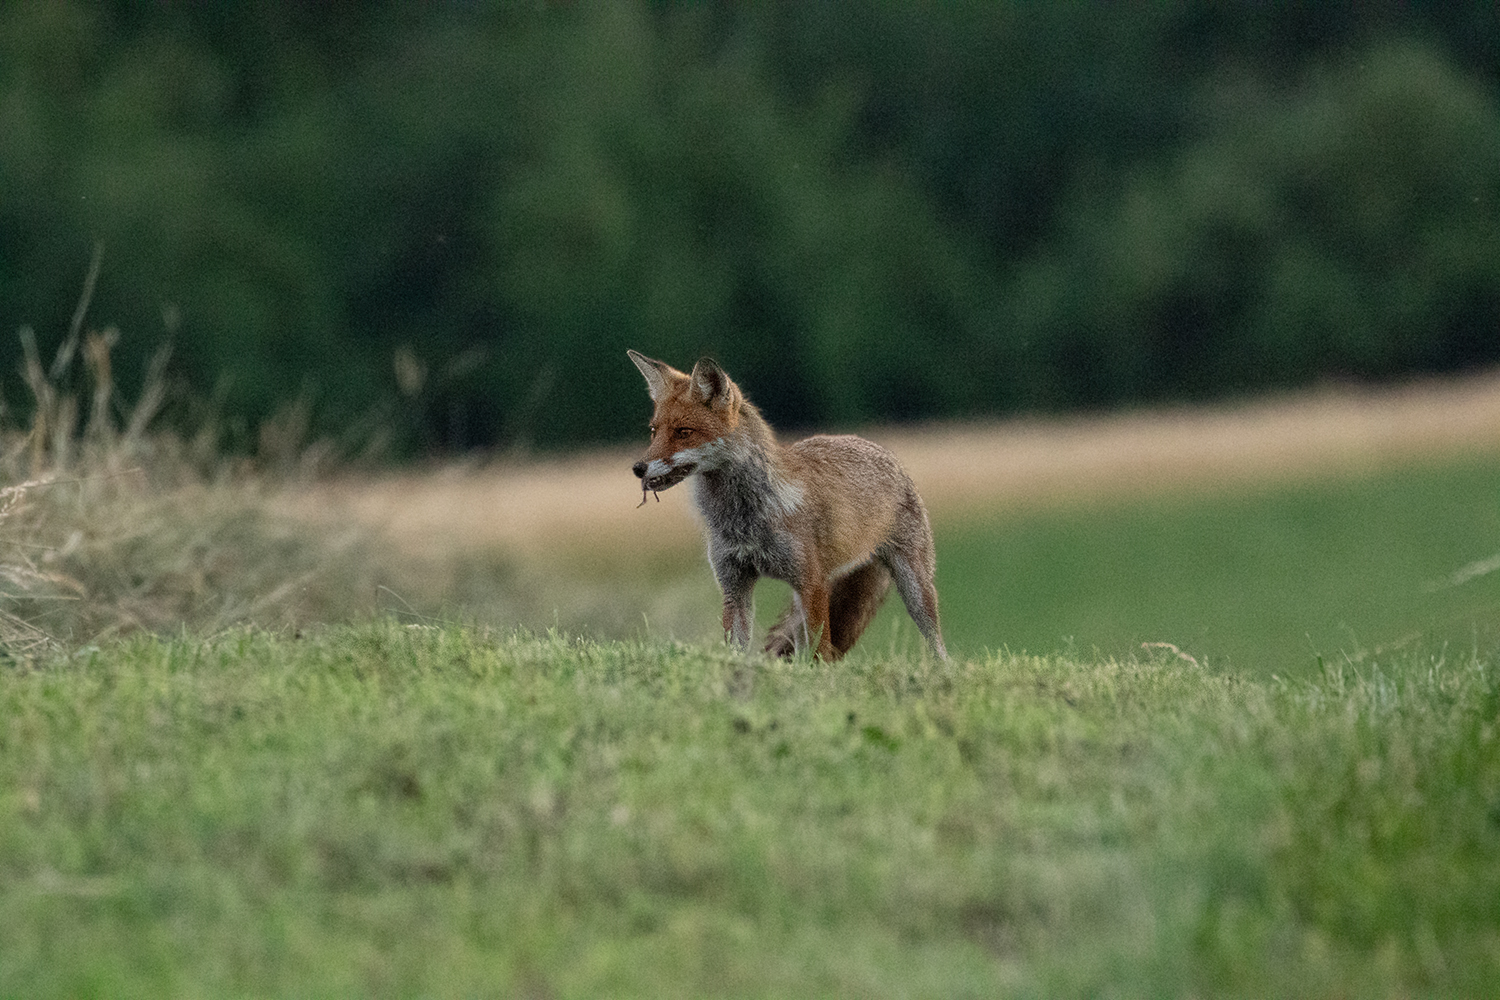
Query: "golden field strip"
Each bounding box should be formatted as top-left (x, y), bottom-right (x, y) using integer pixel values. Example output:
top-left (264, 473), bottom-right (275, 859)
top-left (289, 369), bottom-right (1500, 560)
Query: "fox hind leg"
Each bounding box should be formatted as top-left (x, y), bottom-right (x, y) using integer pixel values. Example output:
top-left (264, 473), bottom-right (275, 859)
top-left (764, 561), bottom-right (892, 660)
top-left (886, 547), bottom-right (949, 661)
top-left (763, 591), bottom-right (815, 657)
top-left (827, 561), bottom-right (892, 656)
top-left (763, 603), bottom-right (801, 658)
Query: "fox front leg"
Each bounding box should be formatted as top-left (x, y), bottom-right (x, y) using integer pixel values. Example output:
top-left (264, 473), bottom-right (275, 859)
top-left (714, 559), bottom-right (758, 650)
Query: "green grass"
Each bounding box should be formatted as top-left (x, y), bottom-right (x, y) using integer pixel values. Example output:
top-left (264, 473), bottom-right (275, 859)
top-left (934, 457), bottom-right (1500, 674)
top-left (3, 622), bottom-right (1497, 997)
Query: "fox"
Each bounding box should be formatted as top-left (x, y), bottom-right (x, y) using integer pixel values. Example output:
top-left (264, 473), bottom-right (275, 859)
top-left (628, 349), bottom-right (948, 662)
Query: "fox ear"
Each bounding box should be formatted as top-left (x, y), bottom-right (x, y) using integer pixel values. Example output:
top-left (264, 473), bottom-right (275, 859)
top-left (688, 357), bottom-right (733, 410)
top-left (628, 349), bottom-right (674, 402)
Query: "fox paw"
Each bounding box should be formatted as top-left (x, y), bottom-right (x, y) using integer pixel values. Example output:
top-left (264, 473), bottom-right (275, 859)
top-left (762, 629), bottom-right (797, 658)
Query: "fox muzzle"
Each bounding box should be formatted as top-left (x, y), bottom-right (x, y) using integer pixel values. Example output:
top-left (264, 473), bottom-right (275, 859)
top-left (633, 457), bottom-right (695, 492)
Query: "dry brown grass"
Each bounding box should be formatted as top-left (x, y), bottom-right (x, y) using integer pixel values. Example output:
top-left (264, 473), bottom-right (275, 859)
top-left (0, 281), bottom-right (710, 649)
top-left (0, 270), bottom-right (388, 650)
top-left (0, 434), bottom-right (386, 650)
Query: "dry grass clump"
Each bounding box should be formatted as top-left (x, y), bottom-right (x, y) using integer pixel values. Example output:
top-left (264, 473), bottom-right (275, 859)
top-left (0, 273), bottom-right (390, 651)
top-left (0, 265), bottom-right (708, 653)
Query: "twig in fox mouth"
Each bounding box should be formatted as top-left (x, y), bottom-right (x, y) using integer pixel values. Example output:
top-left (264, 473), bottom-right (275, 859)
top-left (636, 485), bottom-right (661, 508)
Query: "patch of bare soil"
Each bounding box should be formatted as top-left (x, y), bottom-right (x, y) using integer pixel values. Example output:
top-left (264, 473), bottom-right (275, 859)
top-left (285, 369), bottom-right (1500, 561)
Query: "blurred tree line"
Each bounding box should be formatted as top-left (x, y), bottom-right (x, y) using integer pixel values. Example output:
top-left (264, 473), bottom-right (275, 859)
top-left (2, 2), bottom-right (1498, 453)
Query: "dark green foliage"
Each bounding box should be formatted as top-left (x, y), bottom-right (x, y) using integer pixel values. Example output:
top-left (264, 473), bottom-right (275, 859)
top-left (2, 3), bottom-right (1498, 452)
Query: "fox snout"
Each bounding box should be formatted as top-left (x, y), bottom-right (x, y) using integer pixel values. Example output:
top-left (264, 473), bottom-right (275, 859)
top-left (632, 455), bottom-right (697, 493)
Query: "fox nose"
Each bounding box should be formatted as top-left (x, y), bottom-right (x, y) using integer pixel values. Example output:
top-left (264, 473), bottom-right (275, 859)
top-left (632, 460), bottom-right (648, 479)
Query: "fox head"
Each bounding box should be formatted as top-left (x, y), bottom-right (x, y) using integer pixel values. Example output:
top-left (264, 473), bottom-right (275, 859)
top-left (628, 350), bottom-right (745, 492)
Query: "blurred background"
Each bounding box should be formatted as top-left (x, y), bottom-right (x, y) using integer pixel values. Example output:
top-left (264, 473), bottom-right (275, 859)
top-left (3, 1), bottom-right (1497, 452)
top-left (2, 2), bottom-right (1499, 670)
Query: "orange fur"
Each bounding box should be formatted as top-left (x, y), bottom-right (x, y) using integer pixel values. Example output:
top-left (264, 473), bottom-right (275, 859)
top-left (629, 350), bottom-right (947, 661)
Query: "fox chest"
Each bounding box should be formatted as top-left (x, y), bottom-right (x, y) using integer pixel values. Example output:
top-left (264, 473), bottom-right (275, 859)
top-left (694, 478), bottom-right (803, 583)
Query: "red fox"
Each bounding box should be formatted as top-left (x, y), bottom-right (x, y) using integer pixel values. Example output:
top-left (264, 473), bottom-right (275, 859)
top-left (628, 350), bottom-right (948, 661)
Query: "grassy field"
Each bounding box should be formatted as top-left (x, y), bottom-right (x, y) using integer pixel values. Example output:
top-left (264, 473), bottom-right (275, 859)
top-left (1, 623), bottom-right (1496, 998)
top-left (3, 335), bottom-right (1500, 996)
top-left (934, 456), bottom-right (1500, 674)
